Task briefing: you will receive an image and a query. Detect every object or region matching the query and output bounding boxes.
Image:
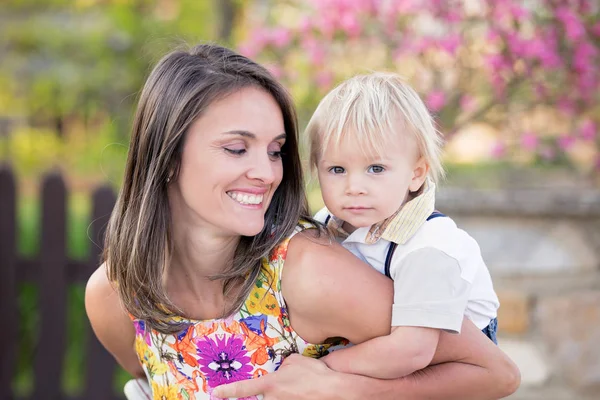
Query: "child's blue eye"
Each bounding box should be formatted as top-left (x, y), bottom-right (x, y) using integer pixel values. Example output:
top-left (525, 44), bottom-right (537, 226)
top-left (328, 166), bottom-right (345, 174)
top-left (368, 165), bottom-right (385, 173)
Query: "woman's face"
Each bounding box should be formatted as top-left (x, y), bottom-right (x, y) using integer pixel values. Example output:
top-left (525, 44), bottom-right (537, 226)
top-left (171, 86), bottom-right (286, 237)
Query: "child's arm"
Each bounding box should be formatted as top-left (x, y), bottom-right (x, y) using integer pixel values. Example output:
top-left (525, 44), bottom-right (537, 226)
top-left (321, 325), bottom-right (440, 379)
top-left (324, 246), bottom-right (472, 379)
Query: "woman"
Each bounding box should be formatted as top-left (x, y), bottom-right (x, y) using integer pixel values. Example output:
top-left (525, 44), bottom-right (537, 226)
top-left (85, 43), bottom-right (519, 400)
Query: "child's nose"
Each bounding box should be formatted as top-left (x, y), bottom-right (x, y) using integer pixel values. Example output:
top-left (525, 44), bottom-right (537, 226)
top-left (345, 175), bottom-right (367, 195)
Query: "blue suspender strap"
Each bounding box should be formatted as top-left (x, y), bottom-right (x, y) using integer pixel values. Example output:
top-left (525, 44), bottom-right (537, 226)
top-left (324, 214), bottom-right (331, 226)
top-left (384, 211), bottom-right (447, 279)
top-left (427, 210), bottom-right (446, 221)
top-left (384, 242), bottom-right (397, 278)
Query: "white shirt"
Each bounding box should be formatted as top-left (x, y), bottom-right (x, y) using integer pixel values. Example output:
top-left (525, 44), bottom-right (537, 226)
top-left (315, 208), bottom-right (499, 332)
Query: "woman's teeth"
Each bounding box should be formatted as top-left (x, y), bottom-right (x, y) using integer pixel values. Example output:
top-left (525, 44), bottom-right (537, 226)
top-left (227, 191), bottom-right (263, 205)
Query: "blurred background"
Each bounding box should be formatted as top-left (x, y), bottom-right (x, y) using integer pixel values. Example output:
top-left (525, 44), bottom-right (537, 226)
top-left (0, 0), bottom-right (598, 399)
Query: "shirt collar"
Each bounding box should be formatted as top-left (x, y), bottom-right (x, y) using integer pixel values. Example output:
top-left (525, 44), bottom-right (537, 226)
top-left (372, 178), bottom-right (436, 245)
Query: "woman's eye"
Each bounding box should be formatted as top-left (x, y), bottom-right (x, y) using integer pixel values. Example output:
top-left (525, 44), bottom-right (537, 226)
top-left (328, 166), bottom-right (345, 174)
top-left (368, 165), bottom-right (385, 173)
top-left (224, 148), bottom-right (246, 155)
top-left (268, 151), bottom-right (283, 160)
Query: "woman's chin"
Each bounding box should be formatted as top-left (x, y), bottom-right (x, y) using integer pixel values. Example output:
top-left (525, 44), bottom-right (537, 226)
top-left (235, 221), bottom-right (265, 237)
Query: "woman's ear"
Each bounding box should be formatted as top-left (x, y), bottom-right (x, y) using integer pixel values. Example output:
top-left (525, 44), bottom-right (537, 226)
top-left (409, 156), bottom-right (429, 192)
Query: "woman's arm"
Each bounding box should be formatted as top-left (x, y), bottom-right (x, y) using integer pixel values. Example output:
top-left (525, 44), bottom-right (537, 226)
top-left (283, 230), bottom-right (519, 399)
top-left (85, 264), bottom-right (145, 378)
top-left (282, 230), bottom-right (518, 399)
top-left (213, 230), bottom-right (519, 399)
top-left (214, 319), bottom-right (519, 400)
top-left (327, 317), bottom-right (520, 400)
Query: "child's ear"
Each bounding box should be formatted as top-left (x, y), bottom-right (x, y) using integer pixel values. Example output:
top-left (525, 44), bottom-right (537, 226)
top-left (409, 156), bottom-right (429, 192)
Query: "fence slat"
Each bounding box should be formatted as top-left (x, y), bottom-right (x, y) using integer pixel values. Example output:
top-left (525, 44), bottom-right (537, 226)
top-left (84, 185), bottom-right (121, 400)
top-left (33, 171), bottom-right (68, 400)
top-left (0, 165), bottom-right (17, 400)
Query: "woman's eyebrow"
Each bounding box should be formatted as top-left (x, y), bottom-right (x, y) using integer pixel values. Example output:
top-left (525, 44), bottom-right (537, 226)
top-left (222, 130), bottom-right (286, 141)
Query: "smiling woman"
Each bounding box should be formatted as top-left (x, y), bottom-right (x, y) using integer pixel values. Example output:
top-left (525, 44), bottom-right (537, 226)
top-left (173, 87), bottom-right (286, 238)
top-left (85, 43), bottom-right (519, 400)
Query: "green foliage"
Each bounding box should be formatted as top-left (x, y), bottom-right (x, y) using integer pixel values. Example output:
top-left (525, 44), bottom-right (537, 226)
top-left (4, 127), bottom-right (63, 177)
top-left (0, 0), bottom-right (219, 140)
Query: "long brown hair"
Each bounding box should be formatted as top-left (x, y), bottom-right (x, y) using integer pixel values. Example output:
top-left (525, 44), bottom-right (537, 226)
top-left (104, 43), bottom-right (312, 333)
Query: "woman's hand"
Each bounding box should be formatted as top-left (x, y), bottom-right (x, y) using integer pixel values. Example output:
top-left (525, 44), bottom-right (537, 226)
top-left (212, 354), bottom-right (343, 400)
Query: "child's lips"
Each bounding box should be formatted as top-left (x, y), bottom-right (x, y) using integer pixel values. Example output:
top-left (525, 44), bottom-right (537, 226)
top-left (344, 206), bottom-right (373, 213)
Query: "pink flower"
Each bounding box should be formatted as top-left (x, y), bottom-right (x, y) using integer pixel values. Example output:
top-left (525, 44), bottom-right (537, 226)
top-left (340, 13), bottom-right (361, 38)
top-left (577, 72), bottom-right (598, 102)
top-left (510, 4), bottom-right (529, 21)
top-left (538, 44), bottom-right (562, 69)
top-left (557, 135), bottom-right (575, 151)
top-left (300, 17), bottom-right (313, 34)
top-left (539, 147), bottom-right (555, 161)
top-left (580, 119), bottom-right (596, 140)
top-left (491, 141), bottom-right (506, 159)
top-left (426, 90), bottom-right (446, 112)
top-left (555, 6), bottom-right (586, 42)
top-left (534, 83), bottom-right (547, 98)
top-left (270, 28), bottom-right (292, 48)
top-left (438, 33), bottom-right (461, 55)
top-left (394, 0), bottom-right (418, 14)
top-left (266, 64), bottom-right (283, 79)
top-left (527, 31), bottom-right (562, 69)
top-left (459, 94), bottom-right (476, 113)
top-left (316, 15), bottom-right (337, 39)
top-left (558, 97), bottom-right (576, 115)
top-left (573, 41), bottom-right (598, 73)
top-left (316, 71), bottom-right (334, 90)
top-left (491, 75), bottom-right (506, 98)
top-left (239, 28), bottom-right (272, 58)
top-left (507, 32), bottom-right (526, 57)
top-left (302, 37), bottom-right (326, 66)
top-left (579, 0), bottom-right (593, 13)
top-left (486, 29), bottom-right (501, 43)
top-left (250, 28), bottom-right (271, 48)
top-left (521, 132), bottom-right (539, 151)
top-left (443, 10), bottom-right (462, 24)
top-left (592, 22), bottom-right (600, 37)
top-left (413, 37), bottom-right (435, 53)
top-left (484, 54), bottom-right (509, 73)
top-left (238, 43), bottom-right (259, 58)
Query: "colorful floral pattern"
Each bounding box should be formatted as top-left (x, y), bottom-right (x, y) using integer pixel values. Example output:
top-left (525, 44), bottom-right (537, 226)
top-left (131, 224), bottom-right (349, 399)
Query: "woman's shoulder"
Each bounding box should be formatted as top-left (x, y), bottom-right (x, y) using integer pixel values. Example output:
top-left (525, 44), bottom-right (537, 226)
top-left (85, 263), bottom-right (131, 328)
top-left (86, 263), bottom-right (115, 305)
top-left (85, 264), bottom-right (132, 335)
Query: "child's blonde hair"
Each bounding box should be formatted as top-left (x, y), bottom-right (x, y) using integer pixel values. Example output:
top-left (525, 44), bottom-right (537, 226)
top-left (306, 72), bottom-right (445, 184)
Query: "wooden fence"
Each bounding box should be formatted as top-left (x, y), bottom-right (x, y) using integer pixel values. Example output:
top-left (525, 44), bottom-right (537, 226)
top-left (0, 164), bottom-right (124, 400)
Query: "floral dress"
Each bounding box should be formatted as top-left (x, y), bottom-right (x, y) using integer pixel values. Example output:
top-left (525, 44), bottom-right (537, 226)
top-left (131, 223), bottom-right (349, 400)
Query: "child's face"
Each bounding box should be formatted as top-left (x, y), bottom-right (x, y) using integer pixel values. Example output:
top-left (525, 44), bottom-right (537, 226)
top-left (317, 132), bottom-right (427, 228)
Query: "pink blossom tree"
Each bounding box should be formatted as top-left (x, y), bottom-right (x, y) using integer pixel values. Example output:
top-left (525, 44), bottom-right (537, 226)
top-left (239, 0), bottom-right (600, 172)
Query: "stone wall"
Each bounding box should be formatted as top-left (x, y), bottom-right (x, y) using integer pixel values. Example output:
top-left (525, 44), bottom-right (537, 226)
top-left (437, 185), bottom-right (600, 399)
